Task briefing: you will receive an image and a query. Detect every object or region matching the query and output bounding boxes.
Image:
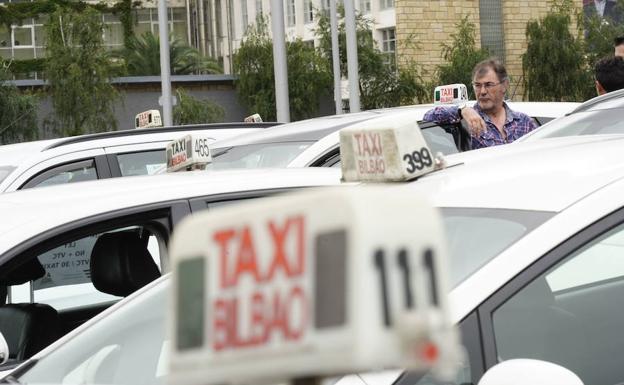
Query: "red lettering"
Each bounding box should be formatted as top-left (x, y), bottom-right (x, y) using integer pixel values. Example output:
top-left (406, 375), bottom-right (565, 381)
top-left (369, 133), bottom-right (382, 156)
top-left (213, 298), bottom-right (230, 351)
top-left (266, 216), bottom-right (306, 279)
top-left (214, 229), bottom-right (236, 288)
top-left (211, 286), bottom-right (308, 351)
top-left (354, 133), bottom-right (364, 155)
top-left (233, 227), bottom-right (260, 284)
top-left (250, 292), bottom-right (266, 345)
top-left (285, 286), bottom-right (307, 340)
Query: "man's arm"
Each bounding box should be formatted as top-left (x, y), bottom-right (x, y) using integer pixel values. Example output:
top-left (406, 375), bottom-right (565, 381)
top-left (423, 106), bottom-right (461, 124)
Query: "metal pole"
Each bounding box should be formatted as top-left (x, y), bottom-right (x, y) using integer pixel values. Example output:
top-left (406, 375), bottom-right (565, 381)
top-left (185, 0), bottom-right (192, 48)
top-left (198, 0), bottom-right (206, 55)
top-left (270, 0), bottom-right (290, 122)
top-left (343, 0), bottom-right (360, 112)
top-left (158, 0), bottom-right (173, 126)
top-left (330, 0), bottom-right (342, 114)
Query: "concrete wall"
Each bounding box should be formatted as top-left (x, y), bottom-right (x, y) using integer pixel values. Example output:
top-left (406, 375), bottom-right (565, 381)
top-left (15, 75), bottom-right (249, 137)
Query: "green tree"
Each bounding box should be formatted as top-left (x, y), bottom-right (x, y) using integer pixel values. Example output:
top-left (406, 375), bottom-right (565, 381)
top-left (0, 63), bottom-right (38, 144)
top-left (173, 88), bottom-right (225, 125)
top-left (583, 0), bottom-right (624, 68)
top-left (522, 0), bottom-right (591, 101)
top-left (44, 7), bottom-right (120, 136)
top-left (315, 7), bottom-right (428, 109)
top-left (117, 32), bottom-right (222, 76)
top-left (436, 16), bottom-right (490, 99)
top-left (233, 19), bottom-right (331, 121)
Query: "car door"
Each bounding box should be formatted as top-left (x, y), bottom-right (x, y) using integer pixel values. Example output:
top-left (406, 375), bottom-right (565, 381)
top-left (3, 200), bottom-right (191, 348)
top-left (5, 149), bottom-right (110, 191)
top-left (477, 206), bottom-right (624, 385)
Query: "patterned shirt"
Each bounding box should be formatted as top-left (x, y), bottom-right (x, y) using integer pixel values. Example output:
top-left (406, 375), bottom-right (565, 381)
top-left (423, 102), bottom-right (538, 150)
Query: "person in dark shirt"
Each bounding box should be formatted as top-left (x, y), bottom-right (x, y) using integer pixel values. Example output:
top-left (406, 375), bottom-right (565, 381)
top-left (595, 55), bottom-right (624, 95)
top-left (614, 36), bottom-right (624, 57)
top-left (423, 58), bottom-right (537, 149)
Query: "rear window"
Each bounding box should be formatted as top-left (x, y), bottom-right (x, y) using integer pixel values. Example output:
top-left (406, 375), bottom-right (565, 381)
top-left (522, 108), bottom-right (624, 140)
top-left (208, 142), bottom-right (313, 169)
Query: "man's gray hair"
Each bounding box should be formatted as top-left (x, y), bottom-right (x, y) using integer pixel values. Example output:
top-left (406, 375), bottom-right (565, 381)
top-left (472, 58), bottom-right (508, 83)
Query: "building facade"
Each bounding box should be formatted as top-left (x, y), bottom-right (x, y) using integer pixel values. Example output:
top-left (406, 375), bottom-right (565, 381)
top-left (396, 0), bottom-right (582, 100)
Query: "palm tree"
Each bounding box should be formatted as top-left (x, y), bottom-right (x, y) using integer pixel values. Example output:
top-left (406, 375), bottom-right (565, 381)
top-left (119, 32), bottom-right (222, 76)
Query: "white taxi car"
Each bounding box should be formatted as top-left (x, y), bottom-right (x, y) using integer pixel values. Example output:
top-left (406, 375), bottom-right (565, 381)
top-left (206, 101), bottom-right (578, 170)
top-left (10, 133), bottom-right (624, 385)
top-left (0, 121), bottom-right (274, 192)
top-left (0, 167), bottom-right (340, 369)
top-left (519, 87), bottom-right (624, 142)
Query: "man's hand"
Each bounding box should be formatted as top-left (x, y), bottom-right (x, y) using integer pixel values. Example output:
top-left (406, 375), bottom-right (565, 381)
top-left (460, 107), bottom-right (487, 136)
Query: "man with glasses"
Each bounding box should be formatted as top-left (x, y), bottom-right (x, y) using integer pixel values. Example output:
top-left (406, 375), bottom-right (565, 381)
top-left (423, 58), bottom-right (537, 149)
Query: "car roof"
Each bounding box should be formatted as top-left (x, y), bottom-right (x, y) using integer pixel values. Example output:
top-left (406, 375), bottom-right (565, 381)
top-left (0, 167), bottom-right (341, 257)
top-left (570, 88), bottom-right (624, 113)
top-left (211, 106), bottom-right (436, 147)
top-left (406, 134), bottom-right (624, 212)
top-left (211, 102), bottom-right (579, 150)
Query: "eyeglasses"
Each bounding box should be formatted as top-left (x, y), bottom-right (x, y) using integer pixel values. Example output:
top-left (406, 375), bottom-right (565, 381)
top-left (472, 81), bottom-right (503, 91)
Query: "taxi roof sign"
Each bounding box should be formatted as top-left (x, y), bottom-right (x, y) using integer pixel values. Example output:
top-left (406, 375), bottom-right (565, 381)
top-left (340, 112), bottom-right (438, 183)
top-left (434, 84), bottom-right (468, 105)
top-left (166, 134), bottom-right (212, 172)
top-left (135, 110), bottom-right (163, 129)
top-left (169, 187), bottom-right (461, 385)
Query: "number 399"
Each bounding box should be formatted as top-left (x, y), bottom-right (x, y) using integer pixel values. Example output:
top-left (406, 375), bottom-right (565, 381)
top-left (403, 147), bottom-right (432, 173)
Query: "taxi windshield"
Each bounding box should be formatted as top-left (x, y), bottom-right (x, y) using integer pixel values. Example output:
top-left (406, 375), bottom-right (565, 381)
top-left (208, 142), bottom-right (313, 169)
top-left (441, 207), bottom-right (553, 286)
top-left (521, 108), bottom-right (624, 140)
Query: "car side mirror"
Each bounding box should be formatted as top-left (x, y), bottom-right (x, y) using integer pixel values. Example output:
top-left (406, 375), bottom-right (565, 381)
top-left (0, 332), bottom-right (9, 365)
top-left (478, 359), bottom-right (584, 385)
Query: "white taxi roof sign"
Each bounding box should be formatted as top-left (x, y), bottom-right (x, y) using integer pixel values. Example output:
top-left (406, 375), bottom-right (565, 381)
top-left (169, 187), bottom-right (461, 385)
top-left (340, 112), bottom-right (438, 183)
top-left (434, 84), bottom-right (468, 105)
top-left (166, 134), bottom-right (212, 172)
top-left (135, 110), bottom-right (163, 129)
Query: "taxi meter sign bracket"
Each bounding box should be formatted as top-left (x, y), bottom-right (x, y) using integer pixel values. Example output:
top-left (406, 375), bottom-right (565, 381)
top-left (166, 134), bottom-right (212, 172)
top-left (340, 113), bottom-right (440, 183)
top-left (169, 187), bottom-right (462, 385)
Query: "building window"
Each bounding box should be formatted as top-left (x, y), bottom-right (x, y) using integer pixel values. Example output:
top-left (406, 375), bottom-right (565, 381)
top-left (286, 0), bottom-right (296, 26)
top-left (381, 28), bottom-right (395, 53)
top-left (479, 0), bottom-right (505, 61)
top-left (256, 0), bottom-right (262, 17)
top-left (304, 0), bottom-right (314, 24)
top-left (359, 0), bottom-right (371, 13)
top-left (133, 8), bottom-right (188, 44)
top-left (379, 0), bottom-right (393, 10)
top-left (241, 0), bottom-right (249, 33)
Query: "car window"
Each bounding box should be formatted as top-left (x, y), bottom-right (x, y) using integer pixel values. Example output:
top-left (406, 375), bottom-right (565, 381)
top-left (440, 208), bottom-right (553, 287)
top-left (208, 142), bottom-right (313, 169)
top-left (522, 108), bottom-right (624, 140)
top-left (9, 225), bottom-right (166, 311)
top-left (420, 125), bottom-right (460, 155)
top-left (491, 222), bottom-right (624, 385)
top-left (117, 150), bottom-right (166, 176)
top-left (18, 277), bottom-right (168, 385)
top-left (22, 159), bottom-right (98, 189)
